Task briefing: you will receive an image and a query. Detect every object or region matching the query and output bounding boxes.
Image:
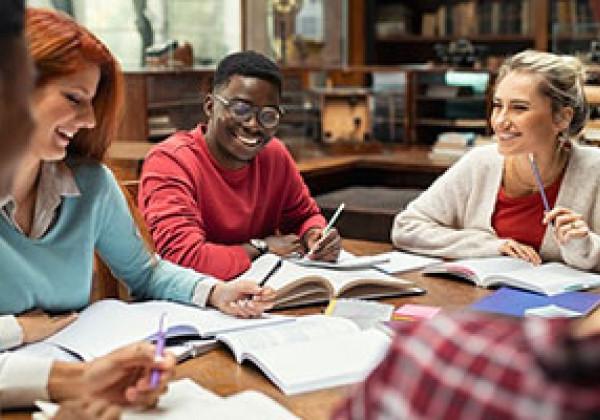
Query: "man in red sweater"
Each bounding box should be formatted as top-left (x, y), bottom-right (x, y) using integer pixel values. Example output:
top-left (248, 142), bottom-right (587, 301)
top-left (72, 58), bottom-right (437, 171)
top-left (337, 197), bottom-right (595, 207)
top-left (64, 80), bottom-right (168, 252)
top-left (139, 51), bottom-right (341, 280)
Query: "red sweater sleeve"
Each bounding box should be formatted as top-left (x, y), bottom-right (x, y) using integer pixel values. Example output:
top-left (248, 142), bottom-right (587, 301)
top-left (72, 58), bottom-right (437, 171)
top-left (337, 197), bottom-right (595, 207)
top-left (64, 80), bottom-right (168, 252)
top-left (139, 146), bottom-right (251, 280)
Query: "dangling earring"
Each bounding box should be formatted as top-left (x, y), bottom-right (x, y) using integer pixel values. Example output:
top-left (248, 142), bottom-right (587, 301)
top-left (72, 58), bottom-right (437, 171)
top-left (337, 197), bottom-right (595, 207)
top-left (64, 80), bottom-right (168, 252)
top-left (557, 130), bottom-right (569, 151)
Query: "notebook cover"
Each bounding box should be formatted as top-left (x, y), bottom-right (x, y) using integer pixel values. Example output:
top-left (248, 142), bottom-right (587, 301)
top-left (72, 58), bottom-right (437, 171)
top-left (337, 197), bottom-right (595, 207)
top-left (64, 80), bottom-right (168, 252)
top-left (470, 287), bottom-right (600, 317)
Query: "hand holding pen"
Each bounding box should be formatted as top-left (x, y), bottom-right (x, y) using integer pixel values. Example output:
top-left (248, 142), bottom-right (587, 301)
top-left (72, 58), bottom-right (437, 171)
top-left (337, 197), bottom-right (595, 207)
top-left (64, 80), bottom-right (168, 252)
top-left (150, 313), bottom-right (167, 389)
top-left (305, 203), bottom-right (344, 261)
top-left (529, 154), bottom-right (590, 245)
top-left (78, 341), bottom-right (175, 408)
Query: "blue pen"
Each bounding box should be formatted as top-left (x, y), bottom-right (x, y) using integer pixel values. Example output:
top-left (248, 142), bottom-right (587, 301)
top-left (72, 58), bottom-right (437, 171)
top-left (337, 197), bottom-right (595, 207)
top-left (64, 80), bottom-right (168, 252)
top-left (150, 313), bottom-right (167, 389)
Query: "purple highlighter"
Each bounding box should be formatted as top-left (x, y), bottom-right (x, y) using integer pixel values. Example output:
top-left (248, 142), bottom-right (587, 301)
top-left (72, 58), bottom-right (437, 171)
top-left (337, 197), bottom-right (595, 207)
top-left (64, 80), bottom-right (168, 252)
top-left (150, 313), bottom-right (167, 389)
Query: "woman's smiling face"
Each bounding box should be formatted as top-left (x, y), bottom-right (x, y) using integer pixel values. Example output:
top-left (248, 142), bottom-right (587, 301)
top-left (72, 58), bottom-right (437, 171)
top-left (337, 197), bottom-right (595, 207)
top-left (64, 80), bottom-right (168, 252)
top-left (491, 70), bottom-right (567, 157)
top-left (29, 61), bottom-right (99, 162)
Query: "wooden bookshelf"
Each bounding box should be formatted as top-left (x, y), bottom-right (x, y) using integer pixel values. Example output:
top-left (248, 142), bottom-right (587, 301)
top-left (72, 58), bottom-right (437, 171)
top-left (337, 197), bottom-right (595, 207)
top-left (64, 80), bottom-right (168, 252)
top-left (364, 0), bottom-right (551, 66)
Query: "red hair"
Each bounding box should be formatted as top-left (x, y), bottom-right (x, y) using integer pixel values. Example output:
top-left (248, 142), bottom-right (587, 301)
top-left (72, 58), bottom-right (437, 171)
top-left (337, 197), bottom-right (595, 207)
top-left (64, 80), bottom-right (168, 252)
top-left (25, 8), bottom-right (123, 162)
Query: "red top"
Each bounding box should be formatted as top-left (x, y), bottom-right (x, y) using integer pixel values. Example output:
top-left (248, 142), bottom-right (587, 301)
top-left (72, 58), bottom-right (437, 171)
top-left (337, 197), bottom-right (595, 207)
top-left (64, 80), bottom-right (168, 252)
top-left (492, 174), bottom-right (563, 250)
top-left (139, 125), bottom-right (326, 280)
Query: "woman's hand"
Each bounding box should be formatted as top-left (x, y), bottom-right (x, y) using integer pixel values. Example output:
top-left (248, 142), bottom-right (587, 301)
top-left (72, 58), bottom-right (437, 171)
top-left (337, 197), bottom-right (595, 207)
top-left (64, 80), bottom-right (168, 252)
top-left (543, 207), bottom-right (590, 245)
top-left (54, 398), bottom-right (121, 420)
top-left (499, 239), bottom-right (542, 264)
top-left (82, 343), bottom-right (175, 407)
top-left (303, 227), bottom-right (342, 261)
top-left (48, 343), bottom-right (175, 408)
top-left (209, 281), bottom-right (276, 318)
top-left (17, 310), bottom-right (78, 343)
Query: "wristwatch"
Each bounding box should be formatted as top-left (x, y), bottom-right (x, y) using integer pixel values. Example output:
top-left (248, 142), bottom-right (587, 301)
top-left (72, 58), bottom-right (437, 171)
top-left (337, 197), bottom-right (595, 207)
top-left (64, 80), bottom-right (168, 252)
top-left (250, 238), bottom-right (269, 256)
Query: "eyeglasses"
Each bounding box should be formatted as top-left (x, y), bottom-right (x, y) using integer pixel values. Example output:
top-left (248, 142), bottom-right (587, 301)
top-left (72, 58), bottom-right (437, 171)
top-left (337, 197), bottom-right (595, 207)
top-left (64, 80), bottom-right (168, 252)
top-left (214, 94), bottom-right (284, 129)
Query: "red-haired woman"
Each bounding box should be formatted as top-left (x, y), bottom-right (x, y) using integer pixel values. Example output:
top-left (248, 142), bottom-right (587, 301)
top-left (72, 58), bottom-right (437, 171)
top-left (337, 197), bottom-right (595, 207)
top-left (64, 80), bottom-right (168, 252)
top-left (0, 8), bottom-right (275, 349)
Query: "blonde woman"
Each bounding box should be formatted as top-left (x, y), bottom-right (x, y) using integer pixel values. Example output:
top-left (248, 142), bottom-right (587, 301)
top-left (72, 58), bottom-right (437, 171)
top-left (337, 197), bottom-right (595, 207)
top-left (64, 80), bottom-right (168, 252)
top-left (392, 50), bottom-right (600, 271)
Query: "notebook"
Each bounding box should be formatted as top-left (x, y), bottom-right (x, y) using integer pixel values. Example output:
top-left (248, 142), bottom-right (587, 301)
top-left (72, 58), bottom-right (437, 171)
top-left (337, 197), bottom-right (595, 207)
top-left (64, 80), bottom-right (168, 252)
top-left (216, 314), bottom-right (391, 395)
top-left (325, 298), bottom-right (394, 329)
top-left (289, 250), bottom-right (390, 270)
top-left (470, 287), bottom-right (600, 317)
top-left (42, 299), bottom-right (292, 361)
top-left (235, 253), bottom-right (425, 309)
top-left (374, 251), bottom-right (442, 274)
top-left (34, 378), bottom-right (299, 420)
top-left (423, 256), bottom-right (600, 295)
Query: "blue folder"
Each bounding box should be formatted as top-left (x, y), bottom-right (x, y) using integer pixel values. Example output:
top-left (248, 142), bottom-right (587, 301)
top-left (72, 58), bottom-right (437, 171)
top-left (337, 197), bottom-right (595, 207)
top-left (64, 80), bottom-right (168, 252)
top-left (470, 287), bottom-right (600, 317)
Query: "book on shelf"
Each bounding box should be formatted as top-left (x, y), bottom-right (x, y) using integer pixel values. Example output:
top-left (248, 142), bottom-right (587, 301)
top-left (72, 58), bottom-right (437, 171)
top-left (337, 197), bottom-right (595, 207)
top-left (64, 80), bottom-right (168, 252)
top-left (234, 253), bottom-right (425, 309)
top-left (423, 256), bottom-right (600, 296)
top-left (34, 378), bottom-right (299, 420)
top-left (29, 299), bottom-right (291, 362)
top-left (216, 314), bottom-right (391, 395)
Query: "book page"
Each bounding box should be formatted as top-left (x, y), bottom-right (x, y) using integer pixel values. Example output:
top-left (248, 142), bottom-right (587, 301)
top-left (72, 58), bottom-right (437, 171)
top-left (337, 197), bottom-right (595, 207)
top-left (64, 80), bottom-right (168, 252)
top-left (217, 315), bottom-right (359, 363)
top-left (37, 379), bottom-right (219, 420)
top-left (45, 300), bottom-right (292, 360)
top-left (36, 379), bottom-right (298, 420)
top-left (246, 328), bottom-right (391, 395)
top-left (488, 262), bottom-right (600, 295)
top-left (234, 253), bottom-right (281, 282)
top-left (290, 250), bottom-right (391, 270)
top-left (427, 256), bottom-right (532, 285)
top-left (374, 251), bottom-right (441, 274)
top-left (318, 267), bottom-right (412, 296)
top-left (216, 391), bottom-right (299, 419)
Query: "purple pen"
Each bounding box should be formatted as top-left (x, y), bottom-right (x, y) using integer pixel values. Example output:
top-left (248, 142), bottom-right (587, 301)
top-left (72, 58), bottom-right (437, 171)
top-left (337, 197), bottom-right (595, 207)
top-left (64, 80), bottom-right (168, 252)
top-left (527, 154), bottom-right (552, 212)
top-left (150, 313), bottom-right (167, 389)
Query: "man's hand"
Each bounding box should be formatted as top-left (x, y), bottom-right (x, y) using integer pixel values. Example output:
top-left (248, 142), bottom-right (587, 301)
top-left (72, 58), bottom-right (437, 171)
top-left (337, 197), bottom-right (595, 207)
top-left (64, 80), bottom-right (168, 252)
top-left (264, 234), bottom-right (304, 256)
top-left (54, 398), bottom-right (121, 420)
top-left (17, 310), bottom-right (78, 344)
top-left (499, 239), bottom-right (542, 265)
top-left (303, 227), bottom-right (342, 261)
top-left (209, 281), bottom-right (276, 318)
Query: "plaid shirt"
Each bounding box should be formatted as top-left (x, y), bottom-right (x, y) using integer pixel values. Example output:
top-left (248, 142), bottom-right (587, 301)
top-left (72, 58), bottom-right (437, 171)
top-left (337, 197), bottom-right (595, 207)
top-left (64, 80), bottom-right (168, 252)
top-left (333, 314), bottom-right (600, 420)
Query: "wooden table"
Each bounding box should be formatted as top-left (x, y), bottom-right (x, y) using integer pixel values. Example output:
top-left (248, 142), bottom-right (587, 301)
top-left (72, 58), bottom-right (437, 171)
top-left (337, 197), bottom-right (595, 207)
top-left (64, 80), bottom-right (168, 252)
top-left (3, 239), bottom-right (492, 420)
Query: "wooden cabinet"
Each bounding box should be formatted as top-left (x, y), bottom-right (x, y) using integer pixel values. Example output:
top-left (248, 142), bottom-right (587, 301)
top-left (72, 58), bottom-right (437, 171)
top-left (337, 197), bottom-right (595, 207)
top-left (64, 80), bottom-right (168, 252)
top-left (117, 68), bottom-right (214, 142)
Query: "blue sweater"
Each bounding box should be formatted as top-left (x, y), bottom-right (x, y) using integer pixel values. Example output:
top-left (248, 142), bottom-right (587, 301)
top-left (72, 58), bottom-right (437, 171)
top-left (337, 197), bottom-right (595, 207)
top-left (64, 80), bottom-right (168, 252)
top-left (0, 163), bottom-right (203, 314)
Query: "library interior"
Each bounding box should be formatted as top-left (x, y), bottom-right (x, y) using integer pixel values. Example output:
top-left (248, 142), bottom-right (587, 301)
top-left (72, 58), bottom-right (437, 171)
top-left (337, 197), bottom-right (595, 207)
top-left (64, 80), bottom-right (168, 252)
top-left (3, 1), bottom-right (600, 419)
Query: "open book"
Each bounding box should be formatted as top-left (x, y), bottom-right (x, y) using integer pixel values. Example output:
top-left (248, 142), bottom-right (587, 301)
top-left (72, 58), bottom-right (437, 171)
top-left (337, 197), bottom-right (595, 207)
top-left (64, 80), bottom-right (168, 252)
top-left (34, 378), bottom-right (299, 420)
top-left (217, 315), bottom-right (391, 395)
top-left (235, 253), bottom-right (425, 308)
top-left (40, 299), bottom-right (291, 361)
top-left (423, 257), bottom-right (600, 295)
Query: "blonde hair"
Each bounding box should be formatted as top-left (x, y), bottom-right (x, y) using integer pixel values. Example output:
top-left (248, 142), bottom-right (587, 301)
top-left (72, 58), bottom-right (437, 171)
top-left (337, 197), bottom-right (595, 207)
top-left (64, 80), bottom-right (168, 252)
top-left (497, 50), bottom-right (589, 138)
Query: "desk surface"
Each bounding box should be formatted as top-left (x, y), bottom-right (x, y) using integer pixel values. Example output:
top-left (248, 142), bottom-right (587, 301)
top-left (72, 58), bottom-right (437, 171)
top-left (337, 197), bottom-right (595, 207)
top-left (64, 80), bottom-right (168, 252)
top-left (4, 239), bottom-right (493, 420)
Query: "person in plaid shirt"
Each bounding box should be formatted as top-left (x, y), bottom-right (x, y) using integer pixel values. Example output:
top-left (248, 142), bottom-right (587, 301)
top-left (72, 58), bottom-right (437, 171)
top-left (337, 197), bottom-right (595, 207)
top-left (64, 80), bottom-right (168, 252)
top-left (333, 310), bottom-right (600, 420)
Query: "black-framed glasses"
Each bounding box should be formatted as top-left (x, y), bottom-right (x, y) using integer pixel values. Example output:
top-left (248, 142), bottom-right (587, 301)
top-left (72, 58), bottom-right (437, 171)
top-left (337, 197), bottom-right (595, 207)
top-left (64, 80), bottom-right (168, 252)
top-left (214, 94), bottom-right (284, 129)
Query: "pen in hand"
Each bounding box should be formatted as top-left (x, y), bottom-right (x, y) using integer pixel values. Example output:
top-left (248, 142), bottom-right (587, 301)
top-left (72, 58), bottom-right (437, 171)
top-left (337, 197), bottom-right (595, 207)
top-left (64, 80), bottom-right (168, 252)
top-left (150, 313), bottom-right (167, 389)
top-left (307, 202), bottom-right (345, 258)
top-left (527, 154), bottom-right (554, 226)
top-left (259, 259), bottom-right (282, 287)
